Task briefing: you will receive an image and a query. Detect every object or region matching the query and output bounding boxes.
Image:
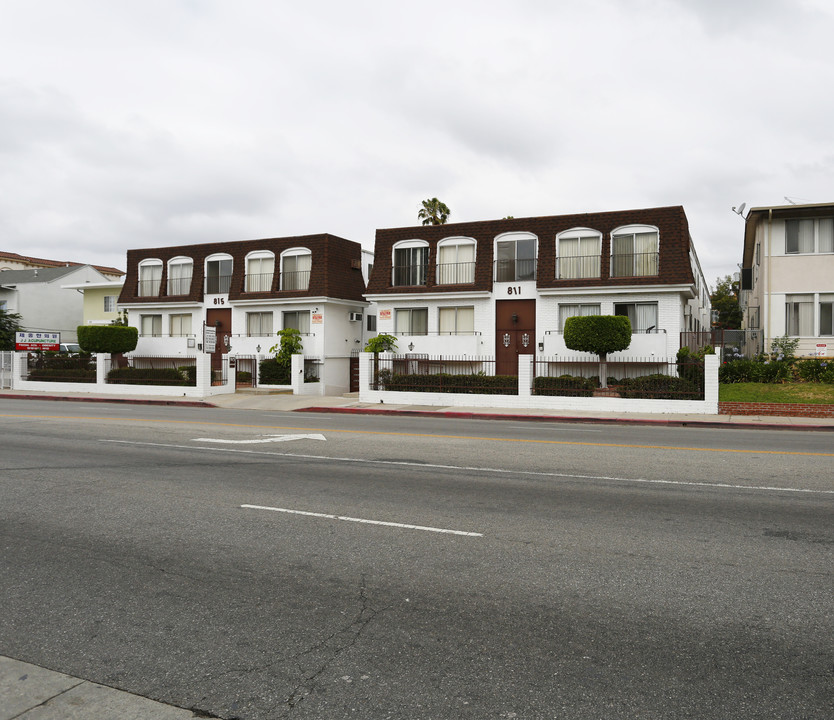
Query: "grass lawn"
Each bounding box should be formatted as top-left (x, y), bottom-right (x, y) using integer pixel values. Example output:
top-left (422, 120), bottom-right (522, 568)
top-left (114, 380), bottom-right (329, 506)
top-left (719, 382), bottom-right (834, 404)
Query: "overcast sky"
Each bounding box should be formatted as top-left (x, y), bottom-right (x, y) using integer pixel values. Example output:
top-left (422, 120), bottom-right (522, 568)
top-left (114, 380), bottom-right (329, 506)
top-left (2, 0), bottom-right (833, 285)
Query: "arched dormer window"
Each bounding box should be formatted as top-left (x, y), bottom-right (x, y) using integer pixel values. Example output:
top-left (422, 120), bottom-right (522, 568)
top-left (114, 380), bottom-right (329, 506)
top-left (167, 256), bottom-right (193, 296)
top-left (556, 228), bottom-right (601, 279)
top-left (611, 225), bottom-right (659, 278)
top-left (138, 259), bottom-right (162, 297)
top-left (437, 237), bottom-right (476, 285)
top-left (392, 240), bottom-right (429, 287)
top-left (245, 250), bottom-right (275, 292)
top-left (205, 253), bottom-right (233, 294)
top-left (494, 232), bottom-right (537, 282)
top-left (280, 247), bottom-right (311, 291)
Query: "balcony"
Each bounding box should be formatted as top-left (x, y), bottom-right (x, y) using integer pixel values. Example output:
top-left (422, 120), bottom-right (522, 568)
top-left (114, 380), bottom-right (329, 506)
top-left (610, 252), bottom-right (659, 278)
top-left (494, 258), bottom-right (537, 282)
top-left (392, 263), bottom-right (428, 287)
top-left (205, 275), bottom-right (232, 294)
top-left (167, 277), bottom-right (192, 295)
top-left (279, 270), bottom-right (311, 291)
top-left (555, 255), bottom-right (600, 280)
top-left (436, 261), bottom-right (476, 285)
top-left (137, 279), bottom-right (161, 297)
top-left (244, 272), bottom-right (274, 293)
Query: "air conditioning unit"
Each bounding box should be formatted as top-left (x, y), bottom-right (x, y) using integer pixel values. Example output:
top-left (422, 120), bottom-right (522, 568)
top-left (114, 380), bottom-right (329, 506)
top-left (348, 312), bottom-right (363, 322)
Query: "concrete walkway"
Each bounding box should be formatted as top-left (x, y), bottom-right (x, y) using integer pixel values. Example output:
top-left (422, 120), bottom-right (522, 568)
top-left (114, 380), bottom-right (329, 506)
top-left (2, 388), bottom-right (833, 430)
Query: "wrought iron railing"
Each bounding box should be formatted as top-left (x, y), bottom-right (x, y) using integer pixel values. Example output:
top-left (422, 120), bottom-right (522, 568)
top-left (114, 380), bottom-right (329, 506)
top-left (206, 274), bottom-right (233, 294)
top-left (555, 255), bottom-right (601, 279)
top-left (494, 258), bottom-right (537, 282)
top-left (280, 270), bottom-right (311, 291)
top-left (244, 272), bottom-right (274, 292)
top-left (609, 252), bottom-right (659, 278)
top-left (392, 263), bottom-right (428, 287)
top-left (167, 276), bottom-right (193, 295)
top-left (369, 354), bottom-right (517, 395)
top-left (436, 261), bottom-right (476, 285)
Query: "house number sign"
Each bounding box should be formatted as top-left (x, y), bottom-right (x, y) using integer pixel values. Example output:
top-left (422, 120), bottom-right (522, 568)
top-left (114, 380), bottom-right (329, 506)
top-left (502, 333), bottom-right (511, 347)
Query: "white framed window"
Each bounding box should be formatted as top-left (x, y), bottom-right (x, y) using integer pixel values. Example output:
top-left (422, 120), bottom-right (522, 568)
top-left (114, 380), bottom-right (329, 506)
top-left (103, 296), bottom-right (117, 313)
top-left (167, 257), bottom-right (193, 296)
top-left (280, 248), bottom-right (311, 291)
top-left (437, 238), bottom-right (476, 285)
top-left (170, 314), bottom-right (192, 337)
top-left (438, 306), bottom-right (474, 335)
top-left (785, 294), bottom-right (813, 336)
top-left (786, 218), bottom-right (834, 254)
top-left (138, 260), bottom-right (162, 297)
top-left (205, 254), bottom-right (233, 294)
top-left (614, 302), bottom-right (658, 333)
top-left (140, 314), bottom-right (162, 337)
top-left (395, 308), bottom-right (428, 335)
top-left (246, 251), bottom-right (275, 292)
top-left (392, 240), bottom-right (429, 286)
top-left (495, 233), bottom-right (537, 282)
top-left (247, 311), bottom-right (273, 336)
top-left (283, 310), bottom-right (310, 334)
top-left (558, 303), bottom-right (601, 330)
top-left (820, 295), bottom-right (834, 336)
top-left (556, 230), bottom-right (601, 279)
top-left (611, 226), bottom-right (659, 277)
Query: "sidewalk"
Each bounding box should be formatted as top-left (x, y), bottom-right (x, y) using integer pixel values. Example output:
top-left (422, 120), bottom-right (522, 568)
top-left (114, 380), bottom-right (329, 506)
top-left (0, 655), bottom-right (199, 719)
top-left (2, 388), bottom-right (834, 430)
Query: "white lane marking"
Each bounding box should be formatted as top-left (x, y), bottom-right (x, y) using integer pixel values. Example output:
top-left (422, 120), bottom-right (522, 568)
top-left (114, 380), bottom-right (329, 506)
top-left (240, 504), bottom-right (483, 537)
top-left (193, 433), bottom-right (326, 444)
top-left (100, 440), bottom-right (834, 495)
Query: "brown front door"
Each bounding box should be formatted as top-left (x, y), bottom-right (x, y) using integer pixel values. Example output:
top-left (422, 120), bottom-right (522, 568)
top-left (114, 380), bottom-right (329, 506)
top-left (206, 309), bottom-right (232, 371)
top-left (495, 300), bottom-right (536, 376)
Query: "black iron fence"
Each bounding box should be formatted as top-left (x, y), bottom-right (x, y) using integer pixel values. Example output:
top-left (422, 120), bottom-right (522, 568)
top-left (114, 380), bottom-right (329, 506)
top-left (23, 352), bottom-right (97, 383)
top-left (681, 329), bottom-right (764, 359)
top-left (108, 355), bottom-right (197, 386)
top-left (369, 355), bottom-right (518, 395)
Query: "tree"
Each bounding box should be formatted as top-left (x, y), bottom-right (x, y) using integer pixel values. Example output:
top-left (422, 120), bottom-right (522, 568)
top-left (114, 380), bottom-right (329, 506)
top-left (364, 334), bottom-right (398, 353)
top-left (563, 315), bottom-right (632, 389)
top-left (710, 275), bottom-right (742, 329)
top-left (417, 198), bottom-right (451, 226)
top-left (0, 309), bottom-right (24, 351)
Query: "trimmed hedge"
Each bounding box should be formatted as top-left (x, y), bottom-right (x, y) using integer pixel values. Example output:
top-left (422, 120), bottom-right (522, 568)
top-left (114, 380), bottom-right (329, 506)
top-left (377, 371), bottom-right (518, 395)
top-left (107, 367), bottom-right (195, 386)
top-left (719, 359), bottom-right (793, 384)
top-left (77, 325), bottom-right (138, 354)
top-left (533, 375), bottom-right (594, 397)
top-left (28, 368), bottom-right (96, 383)
top-left (563, 315), bottom-right (632, 356)
top-left (259, 358), bottom-right (291, 385)
top-left (617, 374), bottom-right (701, 400)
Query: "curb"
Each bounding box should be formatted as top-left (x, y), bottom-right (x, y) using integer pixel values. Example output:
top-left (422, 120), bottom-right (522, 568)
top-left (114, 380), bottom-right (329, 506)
top-left (0, 393), bottom-right (216, 408)
top-left (294, 405), bottom-right (834, 431)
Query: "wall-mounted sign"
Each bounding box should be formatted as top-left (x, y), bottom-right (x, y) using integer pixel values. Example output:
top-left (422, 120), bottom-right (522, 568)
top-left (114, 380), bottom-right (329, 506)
top-left (312, 313), bottom-right (323, 324)
top-left (379, 309), bottom-right (391, 321)
top-left (817, 343), bottom-right (827, 357)
top-left (15, 331), bottom-right (59, 351)
top-left (203, 325), bottom-right (217, 353)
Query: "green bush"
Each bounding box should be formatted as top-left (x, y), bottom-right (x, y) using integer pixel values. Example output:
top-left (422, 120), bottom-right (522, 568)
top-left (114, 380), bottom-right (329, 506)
top-left (533, 374), bottom-right (594, 397)
top-left (617, 374), bottom-right (701, 400)
top-left (28, 368), bottom-right (96, 383)
top-left (107, 367), bottom-right (194, 386)
top-left (563, 315), bottom-right (632, 356)
top-left (259, 357), bottom-right (291, 385)
top-left (77, 325), bottom-right (138, 354)
top-left (178, 365), bottom-right (197, 384)
top-left (236, 370), bottom-right (252, 383)
top-left (794, 358), bottom-right (834, 383)
top-left (378, 372), bottom-right (518, 395)
top-left (719, 359), bottom-right (793, 384)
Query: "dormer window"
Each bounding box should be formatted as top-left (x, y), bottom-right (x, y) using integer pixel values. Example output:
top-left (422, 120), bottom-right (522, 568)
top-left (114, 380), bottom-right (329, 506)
top-left (393, 240), bottom-right (428, 286)
top-left (138, 259), bottom-right (162, 297)
top-left (167, 257), bottom-right (193, 296)
top-left (437, 238), bottom-right (475, 285)
top-left (245, 251), bottom-right (275, 292)
top-left (556, 229), bottom-right (601, 279)
top-left (495, 233), bottom-right (537, 282)
top-left (611, 225), bottom-right (659, 277)
top-left (280, 248), bottom-right (311, 291)
top-left (206, 254), bottom-right (233, 294)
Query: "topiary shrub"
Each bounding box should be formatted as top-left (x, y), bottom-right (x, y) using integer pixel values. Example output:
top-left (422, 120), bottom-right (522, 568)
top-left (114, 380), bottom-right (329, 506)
top-left (563, 315), bottom-right (632, 388)
top-left (77, 325), bottom-right (138, 354)
top-left (533, 374), bottom-right (595, 397)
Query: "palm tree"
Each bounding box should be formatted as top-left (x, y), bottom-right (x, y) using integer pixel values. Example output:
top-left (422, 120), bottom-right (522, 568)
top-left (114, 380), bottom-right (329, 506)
top-left (417, 198), bottom-right (451, 226)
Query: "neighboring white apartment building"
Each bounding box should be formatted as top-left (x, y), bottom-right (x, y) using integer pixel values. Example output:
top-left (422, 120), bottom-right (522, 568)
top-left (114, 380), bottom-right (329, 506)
top-left (365, 206), bottom-right (710, 374)
top-left (739, 202), bottom-right (834, 357)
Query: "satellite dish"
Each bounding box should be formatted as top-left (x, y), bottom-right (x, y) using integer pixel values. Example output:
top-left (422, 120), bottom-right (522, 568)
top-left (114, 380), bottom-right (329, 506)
top-left (732, 202), bottom-right (747, 218)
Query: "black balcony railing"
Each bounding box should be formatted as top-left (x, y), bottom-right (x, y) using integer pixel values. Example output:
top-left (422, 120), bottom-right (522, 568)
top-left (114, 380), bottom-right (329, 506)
top-left (610, 252), bottom-right (659, 278)
top-left (206, 274), bottom-right (232, 294)
top-left (436, 261), bottom-right (476, 285)
top-left (495, 258), bottom-right (537, 282)
top-left (555, 255), bottom-right (601, 279)
top-left (138, 279), bottom-right (161, 297)
top-left (280, 270), bottom-right (311, 291)
top-left (393, 263), bottom-right (428, 287)
top-left (167, 277), bottom-right (192, 295)
top-left (244, 272), bottom-right (274, 292)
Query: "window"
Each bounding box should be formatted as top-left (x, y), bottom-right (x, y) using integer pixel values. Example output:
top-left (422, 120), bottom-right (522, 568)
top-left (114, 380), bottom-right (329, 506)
top-left (822, 219), bottom-right (834, 253)
top-left (438, 306), bottom-right (474, 335)
top-left (556, 230), bottom-right (601, 279)
top-left (437, 239), bottom-right (475, 284)
top-left (786, 218), bottom-right (834, 254)
top-left (206, 256), bottom-right (233, 294)
top-left (820, 296), bottom-right (834, 336)
top-left (247, 311), bottom-right (273, 336)
top-left (140, 314), bottom-right (162, 337)
top-left (495, 235), bottom-right (536, 281)
top-left (103, 296), bottom-right (117, 313)
top-left (281, 249), bottom-right (311, 291)
top-left (558, 303), bottom-right (601, 330)
top-left (246, 252), bottom-right (275, 292)
top-left (393, 242), bottom-right (428, 286)
top-left (167, 258), bottom-right (193, 295)
top-left (170, 314), bottom-right (192, 337)
top-left (283, 310), bottom-right (310, 334)
top-left (748, 307), bottom-right (760, 330)
top-left (138, 261), bottom-right (162, 297)
top-left (611, 226), bottom-right (659, 277)
top-left (395, 308), bottom-right (428, 335)
top-left (366, 315), bottom-right (377, 332)
top-left (614, 302), bottom-right (658, 333)
top-left (785, 295), bottom-right (813, 336)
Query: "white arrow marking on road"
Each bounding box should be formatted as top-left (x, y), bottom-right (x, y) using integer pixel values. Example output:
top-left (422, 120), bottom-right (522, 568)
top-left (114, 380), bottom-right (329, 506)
top-left (193, 434), bottom-right (326, 444)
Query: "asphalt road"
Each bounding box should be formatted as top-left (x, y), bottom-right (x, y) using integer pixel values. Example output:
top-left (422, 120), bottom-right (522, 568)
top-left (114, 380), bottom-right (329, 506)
top-left (0, 399), bottom-right (832, 719)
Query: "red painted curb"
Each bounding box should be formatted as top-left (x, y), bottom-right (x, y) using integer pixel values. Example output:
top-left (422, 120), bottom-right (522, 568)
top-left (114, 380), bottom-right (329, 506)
top-left (0, 393), bottom-right (215, 408)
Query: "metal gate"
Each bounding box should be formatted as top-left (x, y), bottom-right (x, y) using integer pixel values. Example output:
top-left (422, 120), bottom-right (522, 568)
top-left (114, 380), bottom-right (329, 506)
top-left (349, 350), bottom-right (359, 393)
top-left (0, 351), bottom-right (12, 389)
top-left (235, 355), bottom-right (257, 388)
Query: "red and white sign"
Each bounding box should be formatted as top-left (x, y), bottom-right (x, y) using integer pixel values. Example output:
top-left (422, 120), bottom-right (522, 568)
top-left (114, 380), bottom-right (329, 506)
top-left (312, 313), bottom-right (323, 324)
top-left (817, 343), bottom-right (827, 357)
top-left (15, 331), bottom-right (59, 351)
top-left (379, 309), bottom-right (391, 321)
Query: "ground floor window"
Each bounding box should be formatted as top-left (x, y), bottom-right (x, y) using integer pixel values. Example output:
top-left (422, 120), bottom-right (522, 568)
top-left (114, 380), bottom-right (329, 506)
top-left (819, 297), bottom-right (834, 336)
top-left (247, 311), bottom-right (273, 337)
top-left (140, 314), bottom-right (162, 337)
top-left (283, 310), bottom-right (310, 334)
top-left (170, 314), bottom-right (192, 337)
top-left (785, 295), bottom-right (813, 336)
top-left (558, 303), bottom-right (600, 330)
top-left (614, 302), bottom-right (658, 333)
top-left (104, 296), bottom-right (117, 313)
top-left (395, 308), bottom-right (428, 335)
top-left (438, 306), bottom-right (474, 335)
